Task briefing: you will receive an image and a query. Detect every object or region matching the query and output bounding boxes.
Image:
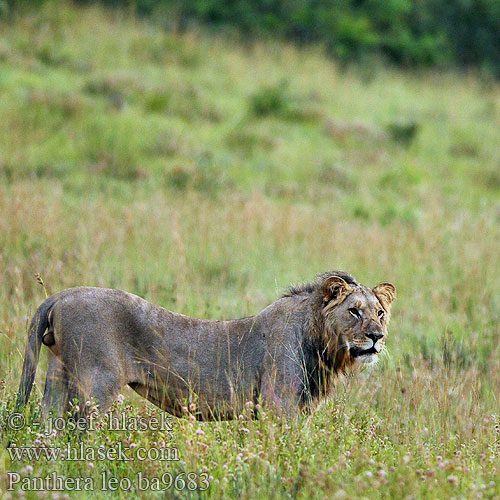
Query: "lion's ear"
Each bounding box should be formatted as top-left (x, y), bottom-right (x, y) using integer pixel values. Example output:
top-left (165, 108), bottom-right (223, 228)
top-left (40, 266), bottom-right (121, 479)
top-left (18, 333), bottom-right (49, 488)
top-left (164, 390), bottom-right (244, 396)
top-left (372, 282), bottom-right (396, 310)
top-left (322, 276), bottom-right (354, 304)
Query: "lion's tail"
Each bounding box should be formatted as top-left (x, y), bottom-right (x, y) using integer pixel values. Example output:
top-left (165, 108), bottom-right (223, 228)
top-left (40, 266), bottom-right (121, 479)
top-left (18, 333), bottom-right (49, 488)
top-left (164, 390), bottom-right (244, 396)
top-left (16, 296), bottom-right (57, 409)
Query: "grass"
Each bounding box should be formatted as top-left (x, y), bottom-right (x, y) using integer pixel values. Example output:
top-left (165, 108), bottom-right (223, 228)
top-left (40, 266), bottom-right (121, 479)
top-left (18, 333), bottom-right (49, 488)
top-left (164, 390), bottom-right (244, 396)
top-left (0, 2), bottom-right (499, 498)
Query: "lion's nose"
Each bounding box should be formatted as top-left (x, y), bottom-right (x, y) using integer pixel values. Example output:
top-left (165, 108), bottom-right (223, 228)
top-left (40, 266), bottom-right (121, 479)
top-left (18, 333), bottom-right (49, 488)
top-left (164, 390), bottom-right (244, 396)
top-left (367, 331), bottom-right (383, 342)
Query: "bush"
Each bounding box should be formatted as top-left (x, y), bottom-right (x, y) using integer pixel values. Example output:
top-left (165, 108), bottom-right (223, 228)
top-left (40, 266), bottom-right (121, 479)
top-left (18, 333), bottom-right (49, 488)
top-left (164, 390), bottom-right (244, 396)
top-left (249, 80), bottom-right (291, 118)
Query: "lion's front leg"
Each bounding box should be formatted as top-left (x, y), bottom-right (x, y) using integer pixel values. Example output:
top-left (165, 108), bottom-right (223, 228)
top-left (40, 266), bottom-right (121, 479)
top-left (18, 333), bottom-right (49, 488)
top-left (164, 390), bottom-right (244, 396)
top-left (259, 364), bottom-right (304, 417)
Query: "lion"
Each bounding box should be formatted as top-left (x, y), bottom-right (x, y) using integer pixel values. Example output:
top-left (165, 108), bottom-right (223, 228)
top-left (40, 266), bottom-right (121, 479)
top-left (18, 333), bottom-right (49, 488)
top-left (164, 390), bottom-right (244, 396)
top-left (16, 271), bottom-right (395, 420)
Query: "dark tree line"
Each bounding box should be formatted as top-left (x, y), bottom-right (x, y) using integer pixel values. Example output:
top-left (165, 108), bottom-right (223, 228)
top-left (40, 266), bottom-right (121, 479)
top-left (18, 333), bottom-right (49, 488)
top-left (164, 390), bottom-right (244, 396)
top-left (9, 0), bottom-right (500, 76)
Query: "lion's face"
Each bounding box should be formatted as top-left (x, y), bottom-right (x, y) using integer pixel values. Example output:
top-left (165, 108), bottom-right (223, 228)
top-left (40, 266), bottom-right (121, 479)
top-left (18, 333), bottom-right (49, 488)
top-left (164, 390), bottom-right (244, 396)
top-left (322, 276), bottom-right (396, 365)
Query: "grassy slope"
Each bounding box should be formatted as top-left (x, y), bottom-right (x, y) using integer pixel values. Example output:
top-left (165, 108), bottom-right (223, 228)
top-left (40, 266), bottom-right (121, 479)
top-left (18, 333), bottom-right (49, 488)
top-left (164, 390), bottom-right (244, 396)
top-left (0, 2), bottom-right (499, 498)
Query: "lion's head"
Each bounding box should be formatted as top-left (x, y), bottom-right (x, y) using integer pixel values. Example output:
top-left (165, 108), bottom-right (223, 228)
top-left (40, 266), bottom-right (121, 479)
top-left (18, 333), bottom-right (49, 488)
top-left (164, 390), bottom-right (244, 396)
top-left (319, 272), bottom-right (396, 366)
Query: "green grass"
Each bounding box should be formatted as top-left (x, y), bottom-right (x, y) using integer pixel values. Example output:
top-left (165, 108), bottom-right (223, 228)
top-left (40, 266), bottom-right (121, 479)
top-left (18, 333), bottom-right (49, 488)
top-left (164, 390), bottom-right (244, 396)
top-left (0, 2), bottom-right (499, 498)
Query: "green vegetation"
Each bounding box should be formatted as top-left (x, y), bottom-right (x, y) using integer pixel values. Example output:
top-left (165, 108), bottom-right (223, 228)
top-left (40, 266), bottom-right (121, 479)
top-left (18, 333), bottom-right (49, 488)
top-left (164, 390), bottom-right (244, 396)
top-left (6, 0), bottom-right (500, 74)
top-left (0, 2), bottom-right (499, 498)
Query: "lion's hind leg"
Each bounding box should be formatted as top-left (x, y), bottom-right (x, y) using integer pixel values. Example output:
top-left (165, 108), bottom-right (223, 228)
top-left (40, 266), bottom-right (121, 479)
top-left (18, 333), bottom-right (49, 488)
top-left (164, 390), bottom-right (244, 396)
top-left (56, 328), bottom-right (127, 421)
top-left (65, 364), bottom-right (125, 420)
top-left (41, 349), bottom-right (68, 419)
top-left (88, 367), bottom-right (124, 413)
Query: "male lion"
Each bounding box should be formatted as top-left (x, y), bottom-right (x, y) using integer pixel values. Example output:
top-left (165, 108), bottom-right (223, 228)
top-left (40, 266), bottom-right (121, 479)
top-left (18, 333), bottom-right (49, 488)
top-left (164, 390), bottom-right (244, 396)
top-left (17, 271), bottom-right (395, 420)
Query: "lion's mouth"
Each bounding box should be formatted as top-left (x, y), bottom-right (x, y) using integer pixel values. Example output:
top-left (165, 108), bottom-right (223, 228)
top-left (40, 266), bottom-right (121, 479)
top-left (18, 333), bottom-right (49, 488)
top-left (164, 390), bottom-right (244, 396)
top-left (349, 345), bottom-right (379, 358)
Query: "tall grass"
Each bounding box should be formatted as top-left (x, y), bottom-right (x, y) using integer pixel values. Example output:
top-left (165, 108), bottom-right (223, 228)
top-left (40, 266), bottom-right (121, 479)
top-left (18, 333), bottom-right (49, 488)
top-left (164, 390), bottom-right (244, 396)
top-left (0, 2), bottom-right (499, 498)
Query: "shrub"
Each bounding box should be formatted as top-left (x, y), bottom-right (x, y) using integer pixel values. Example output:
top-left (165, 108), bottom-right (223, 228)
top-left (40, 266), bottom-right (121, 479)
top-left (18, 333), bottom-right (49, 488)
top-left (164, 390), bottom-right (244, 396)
top-left (249, 80), bottom-right (291, 118)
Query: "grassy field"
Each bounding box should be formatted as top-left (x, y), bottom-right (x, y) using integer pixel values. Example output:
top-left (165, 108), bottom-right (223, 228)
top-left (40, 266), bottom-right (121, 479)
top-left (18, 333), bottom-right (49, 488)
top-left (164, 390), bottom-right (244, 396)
top-left (1, 2), bottom-right (499, 498)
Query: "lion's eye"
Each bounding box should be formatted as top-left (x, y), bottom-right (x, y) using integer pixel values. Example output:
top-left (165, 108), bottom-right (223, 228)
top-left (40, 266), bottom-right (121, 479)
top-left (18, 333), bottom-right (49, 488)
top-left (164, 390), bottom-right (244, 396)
top-left (378, 309), bottom-right (385, 319)
top-left (349, 308), bottom-right (361, 320)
